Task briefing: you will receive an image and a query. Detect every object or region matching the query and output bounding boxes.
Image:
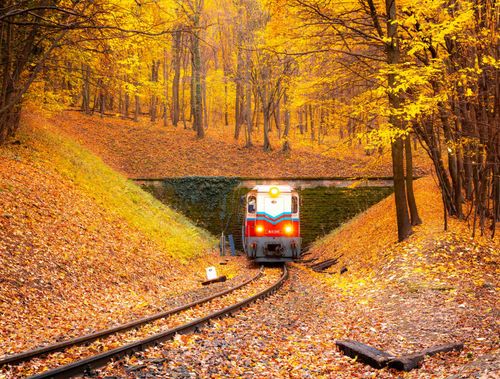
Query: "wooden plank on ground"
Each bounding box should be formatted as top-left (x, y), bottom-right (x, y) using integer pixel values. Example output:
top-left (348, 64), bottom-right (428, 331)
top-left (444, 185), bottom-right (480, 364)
top-left (336, 340), bottom-right (395, 369)
top-left (387, 343), bottom-right (464, 371)
top-left (337, 340), bottom-right (464, 372)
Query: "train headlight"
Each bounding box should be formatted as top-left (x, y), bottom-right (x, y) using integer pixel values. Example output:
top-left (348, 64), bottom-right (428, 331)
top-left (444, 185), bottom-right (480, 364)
top-left (284, 224), bottom-right (293, 235)
top-left (256, 224), bottom-right (264, 234)
top-left (269, 186), bottom-right (280, 197)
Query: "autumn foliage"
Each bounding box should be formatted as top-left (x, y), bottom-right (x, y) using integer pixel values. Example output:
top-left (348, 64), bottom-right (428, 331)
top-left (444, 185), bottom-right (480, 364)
top-left (0, 0), bottom-right (499, 376)
top-left (0, 112), bottom-right (252, 360)
top-left (1, 0), bottom-right (498, 238)
top-left (50, 110), bottom-right (432, 179)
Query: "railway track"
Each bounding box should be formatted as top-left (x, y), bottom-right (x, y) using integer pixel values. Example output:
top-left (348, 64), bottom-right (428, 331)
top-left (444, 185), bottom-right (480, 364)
top-left (0, 265), bottom-right (288, 379)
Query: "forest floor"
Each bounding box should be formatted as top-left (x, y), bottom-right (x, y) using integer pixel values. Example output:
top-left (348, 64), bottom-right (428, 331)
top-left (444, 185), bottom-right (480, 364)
top-left (0, 111), bottom-right (498, 378)
top-left (0, 111), bottom-right (253, 361)
top-left (50, 110), bottom-right (432, 179)
top-left (91, 177), bottom-right (498, 379)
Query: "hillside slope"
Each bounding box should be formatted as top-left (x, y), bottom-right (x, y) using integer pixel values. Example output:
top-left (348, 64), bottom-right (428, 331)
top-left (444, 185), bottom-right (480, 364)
top-left (0, 111), bottom-right (246, 358)
top-left (308, 177), bottom-right (498, 284)
top-left (305, 177), bottom-right (499, 376)
top-left (50, 110), bottom-right (431, 179)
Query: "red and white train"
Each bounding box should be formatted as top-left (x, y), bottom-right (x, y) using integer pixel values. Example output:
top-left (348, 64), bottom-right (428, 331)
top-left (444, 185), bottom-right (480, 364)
top-left (242, 185), bottom-right (301, 263)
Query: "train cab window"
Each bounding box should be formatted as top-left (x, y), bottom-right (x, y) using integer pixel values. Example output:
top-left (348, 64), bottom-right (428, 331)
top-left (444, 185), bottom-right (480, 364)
top-left (247, 196), bottom-right (256, 214)
top-left (292, 196), bottom-right (298, 214)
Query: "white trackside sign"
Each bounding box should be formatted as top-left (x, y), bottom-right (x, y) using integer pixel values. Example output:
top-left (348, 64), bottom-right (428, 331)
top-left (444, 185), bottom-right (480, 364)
top-left (206, 266), bottom-right (217, 280)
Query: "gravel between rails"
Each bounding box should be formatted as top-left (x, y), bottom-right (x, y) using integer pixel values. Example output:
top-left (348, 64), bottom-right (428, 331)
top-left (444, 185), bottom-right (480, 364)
top-left (93, 266), bottom-right (335, 379)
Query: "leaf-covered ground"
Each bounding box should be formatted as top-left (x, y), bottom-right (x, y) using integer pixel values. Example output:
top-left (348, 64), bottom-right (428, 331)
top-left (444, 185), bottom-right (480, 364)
top-left (94, 264), bottom-right (498, 378)
top-left (0, 112), bottom-right (253, 361)
top-left (1, 111), bottom-right (497, 378)
top-left (2, 267), bottom-right (278, 378)
top-left (93, 177), bottom-right (498, 379)
top-left (50, 110), bottom-right (431, 179)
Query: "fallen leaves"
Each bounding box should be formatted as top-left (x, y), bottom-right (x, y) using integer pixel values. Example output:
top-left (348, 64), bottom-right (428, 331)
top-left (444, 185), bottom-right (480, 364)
top-left (304, 176), bottom-right (499, 377)
top-left (48, 110), bottom-right (431, 179)
top-left (81, 177), bottom-right (493, 378)
top-left (0, 114), bottom-right (254, 372)
top-left (3, 268), bottom-right (278, 378)
top-left (1, 109), bottom-right (497, 378)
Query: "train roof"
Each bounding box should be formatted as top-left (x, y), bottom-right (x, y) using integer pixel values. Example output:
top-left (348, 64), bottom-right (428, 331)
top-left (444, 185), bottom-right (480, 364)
top-left (251, 185), bottom-right (295, 193)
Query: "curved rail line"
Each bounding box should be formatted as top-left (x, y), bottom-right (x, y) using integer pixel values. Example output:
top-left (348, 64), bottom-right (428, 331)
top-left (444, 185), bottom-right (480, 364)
top-left (24, 264), bottom-right (288, 379)
top-left (0, 267), bottom-right (265, 368)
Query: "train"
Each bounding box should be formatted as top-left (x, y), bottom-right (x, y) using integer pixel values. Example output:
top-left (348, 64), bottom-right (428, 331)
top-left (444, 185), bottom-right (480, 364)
top-left (242, 185), bottom-right (301, 263)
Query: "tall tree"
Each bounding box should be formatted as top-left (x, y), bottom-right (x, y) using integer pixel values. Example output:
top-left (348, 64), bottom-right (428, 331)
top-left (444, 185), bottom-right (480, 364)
top-left (383, 0), bottom-right (413, 241)
top-left (171, 29), bottom-right (182, 127)
top-left (190, 0), bottom-right (204, 138)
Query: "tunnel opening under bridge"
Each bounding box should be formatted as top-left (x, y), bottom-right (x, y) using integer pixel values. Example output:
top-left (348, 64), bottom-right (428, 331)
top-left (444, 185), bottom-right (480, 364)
top-left (137, 176), bottom-right (394, 252)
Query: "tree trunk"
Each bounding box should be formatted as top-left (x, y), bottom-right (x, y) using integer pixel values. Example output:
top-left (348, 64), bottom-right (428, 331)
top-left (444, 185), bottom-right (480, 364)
top-left (171, 30), bottom-right (182, 127)
top-left (118, 86), bottom-right (123, 115)
top-left (319, 107), bottom-right (325, 144)
top-left (134, 92), bottom-right (140, 122)
top-left (282, 89), bottom-right (291, 152)
top-left (392, 138), bottom-right (413, 240)
top-left (181, 42), bottom-right (188, 129)
top-left (150, 59), bottom-right (159, 122)
top-left (252, 90), bottom-right (260, 131)
top-left (190, 50), bottom-right (195, 128)
top-left (97, 78), bottom-right (105, 118)
top-left (298, 108), bottom-right (304, 134)
top-left (386, 0), bottom-right (412, 241)
top-left (304, 105), bottom-right (308, 133)
top-left (244, 47), bottom-right (253, 147)
top-left (405, 136), bottom-right (422, 225)
top-left (81, 64), bottom-right (91, 114)
top-left (191, 5), bottom-right (204, 138)
top-left (309, 104), bottom-right (315, 141)
top-left (163, 48), bottom-right (169, 127)
top-left (202, 69), bottom-right (208, 129)
top-left (234, 9), bottom-right (244, 140)
top-left (260, 64), bottom-right (272, 151)
top-left (123, 75), bottom-right (130, 119)
top-left (274, 83), bottom-right (281, 138)
top-left (438, 97), bottom-right (462, 218)
top-left (263, 108), bottom-right (271, 151)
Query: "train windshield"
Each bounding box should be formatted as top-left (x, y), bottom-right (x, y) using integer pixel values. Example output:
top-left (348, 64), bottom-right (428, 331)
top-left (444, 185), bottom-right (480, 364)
top-left (247, 196), bottom-right (256, 214)
top-left (292, 195), bottom-right (298, 213)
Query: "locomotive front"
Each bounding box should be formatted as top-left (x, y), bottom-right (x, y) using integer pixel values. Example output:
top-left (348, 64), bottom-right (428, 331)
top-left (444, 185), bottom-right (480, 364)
top-left (242, 185), bottom-right (301, 263)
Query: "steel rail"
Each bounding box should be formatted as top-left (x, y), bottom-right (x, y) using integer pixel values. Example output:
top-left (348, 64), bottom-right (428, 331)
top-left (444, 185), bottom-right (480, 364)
top-left (0, 267), bottom-right (264, 367)
top-left (27, 264), bottom-right (287, 379)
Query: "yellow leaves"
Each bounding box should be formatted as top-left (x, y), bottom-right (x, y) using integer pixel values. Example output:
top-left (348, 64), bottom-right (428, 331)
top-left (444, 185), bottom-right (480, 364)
top-left (173, 333), bottom-right (195, 346)
top-left (26, 83), bottom-right (71, 114)
top-left (406, 41), bottom-right (429, 56)
top-left (482, 55), bottom-right (500, 69)
top-left (134, 300), bottom-right (150, 310)
top-left (400, 0), bottom-right (475, 45)
top-left (129, 289), bottom-right (138, 297)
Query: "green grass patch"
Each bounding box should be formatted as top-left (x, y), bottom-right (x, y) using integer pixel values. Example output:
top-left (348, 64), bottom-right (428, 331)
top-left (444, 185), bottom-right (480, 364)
top-left (19, 121), bottom-right (216, 261)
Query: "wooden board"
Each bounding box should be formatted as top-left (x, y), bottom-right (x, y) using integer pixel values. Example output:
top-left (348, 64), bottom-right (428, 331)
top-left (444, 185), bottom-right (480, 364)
top-left (336, 340), bottom-right (395, 369)
top-left (388, 343), bottom-right (464, 371)
top-left (337, 340), bottom-right (464, 372)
